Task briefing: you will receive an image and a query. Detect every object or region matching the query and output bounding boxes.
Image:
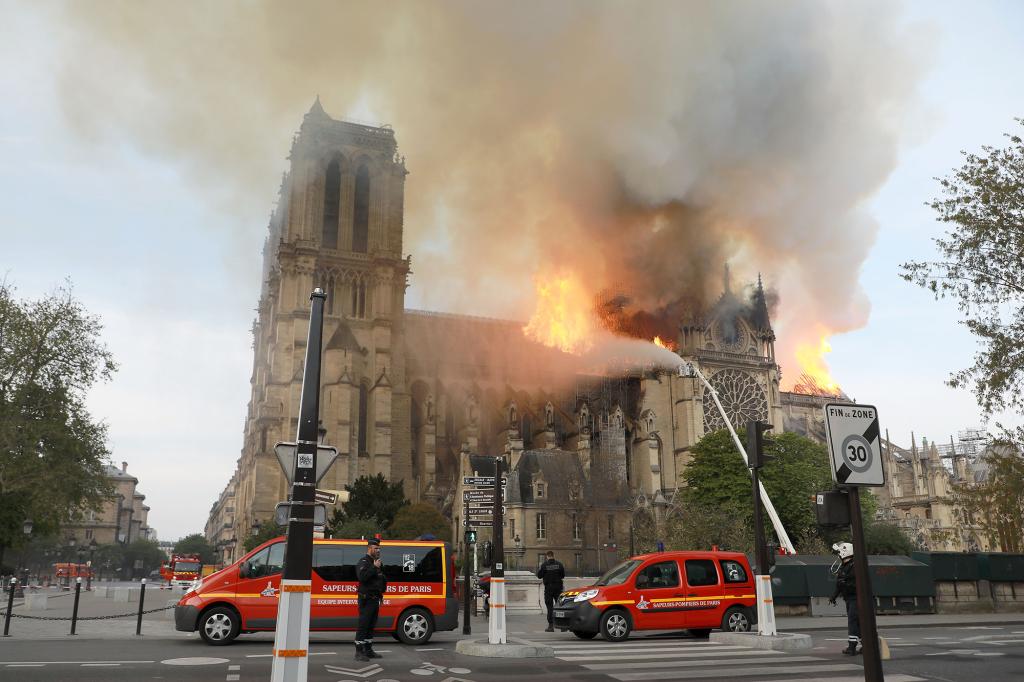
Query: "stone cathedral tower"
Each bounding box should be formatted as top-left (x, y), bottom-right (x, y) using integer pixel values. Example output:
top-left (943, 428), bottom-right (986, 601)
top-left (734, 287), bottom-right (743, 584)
top-left (232, 99), bottom-right (412, 538)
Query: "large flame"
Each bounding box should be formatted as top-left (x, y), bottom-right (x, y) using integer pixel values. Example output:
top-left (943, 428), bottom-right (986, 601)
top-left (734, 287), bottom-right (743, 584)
top-left (523, 272), bottom-right (596, 355)
top-left (792, 332), bottom-right (843, 396)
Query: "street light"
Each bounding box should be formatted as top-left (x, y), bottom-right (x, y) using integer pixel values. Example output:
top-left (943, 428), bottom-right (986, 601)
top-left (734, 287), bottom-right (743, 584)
top-left (86, 539), bottom-right (98, 590)
top-left (252, 520), bottom-right (262, 537)
top-left (19, 519), bottom-right (33, 590)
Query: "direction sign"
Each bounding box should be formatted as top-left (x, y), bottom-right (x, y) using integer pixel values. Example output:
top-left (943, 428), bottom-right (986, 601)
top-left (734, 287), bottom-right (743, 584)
top-left (467, 507), bottom-right (505, 516)
top-left (275, 442), bottom-right (339, 485)
top-left (823, 403), bottom-right (884, 486)
top-left (463, 476), bottom-right (508, 486)
top-left (464, 490), bottom-right (503, 501)
top-left (314, 489), bottom-right (338, 505)
top-left (464, 519), bottom-right (506, 528)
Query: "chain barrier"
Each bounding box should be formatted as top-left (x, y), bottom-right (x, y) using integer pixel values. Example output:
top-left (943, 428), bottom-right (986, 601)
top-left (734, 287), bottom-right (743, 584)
top-left (0, 603), bottom-right (176, 621)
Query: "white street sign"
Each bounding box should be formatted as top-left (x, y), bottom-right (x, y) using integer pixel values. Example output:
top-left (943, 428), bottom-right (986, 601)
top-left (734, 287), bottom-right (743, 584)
top-left (823, 403), bottom-right (884, 486)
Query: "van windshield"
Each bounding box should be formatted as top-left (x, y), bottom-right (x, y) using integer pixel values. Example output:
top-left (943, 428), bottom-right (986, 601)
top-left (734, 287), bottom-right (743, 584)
top-left (595, 560), bottom-right (641, 586)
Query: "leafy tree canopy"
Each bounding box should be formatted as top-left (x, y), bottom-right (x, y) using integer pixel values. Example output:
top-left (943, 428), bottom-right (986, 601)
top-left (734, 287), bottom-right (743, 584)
top-left (332, 473), bottom-right (409, 531)
top-left (123, 539), bottom-right (165, 579)
top-left (173, 533), bottom-right (218, 564)
top-left (955, 443), bottom-right (1024, 553)
top-left (243, 518), bottom-right (284, 553)
top-left (901, 120), bottom-right (1024, 415)
top-left (0, 281), bottom-right (117, 559)
top-left (330, 516), bottom-right (381, 541)
top-left (388, 503), bottom-right (451, 543)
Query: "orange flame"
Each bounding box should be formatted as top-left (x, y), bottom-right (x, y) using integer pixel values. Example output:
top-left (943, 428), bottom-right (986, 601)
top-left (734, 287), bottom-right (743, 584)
top-left (793, 333), bottom-right (841, 394)
top-left (653, 336), bottom-right (677, 352)
top-left (523, 272), bottom-right (596, 354)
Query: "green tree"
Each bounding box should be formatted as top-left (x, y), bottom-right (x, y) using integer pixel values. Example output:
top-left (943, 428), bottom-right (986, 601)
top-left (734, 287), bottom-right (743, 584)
top-left (901, 119), bottom-right (1024, 415)
top-left (123, 539), bottom-right (165, 579)
top-left (0, 280), bottom-right (117, 567)
top-left (388, 503), bottom-right (451, 543)
top-left (330, 516), bottom-right (381, 541)
top-left (683, 429), bottom-right (834, 552)
top-left (863, 520), bottom-right (916, 556)
top-left (243, 518), bottom-right (284, 553)
top-left (173, 533), bottom-right (217, 564)
top-left (330, 474), bottom-right (409, 530)
top-left (954, 443), bottom-right (1024, 553)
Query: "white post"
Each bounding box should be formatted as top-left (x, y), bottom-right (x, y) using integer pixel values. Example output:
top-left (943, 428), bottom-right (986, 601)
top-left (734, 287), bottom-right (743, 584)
top-left (487, 576), bottom-right (507, 644)
top-left (270, 580), bottom-right (311, 682)
top-left (755, 574), bottom-right (777, 635)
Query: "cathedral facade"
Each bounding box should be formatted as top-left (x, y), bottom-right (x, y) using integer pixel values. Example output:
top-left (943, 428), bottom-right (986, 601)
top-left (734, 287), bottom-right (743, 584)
top-left (214, 103), bottom-right (809, 567)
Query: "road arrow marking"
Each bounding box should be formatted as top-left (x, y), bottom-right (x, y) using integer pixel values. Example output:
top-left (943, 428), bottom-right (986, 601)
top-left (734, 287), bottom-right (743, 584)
top-left (324, 663), bottom-right (383, 677)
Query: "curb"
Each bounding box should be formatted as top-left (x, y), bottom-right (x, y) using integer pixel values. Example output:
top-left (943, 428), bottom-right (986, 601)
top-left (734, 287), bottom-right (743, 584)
top-left (455, 639), bottom-right (554, 658)
top-left (782, 617), bottom-right (1024, 631)
top-left (710, 631), bottom-right (812, 651)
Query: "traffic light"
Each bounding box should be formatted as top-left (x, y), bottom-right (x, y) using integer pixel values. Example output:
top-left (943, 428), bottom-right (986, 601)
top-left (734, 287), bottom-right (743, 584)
top-left (746, 420), bottom-right (774, 469)
top-left (465, 529), bottom-right (477, 545)
top-left (481, 540), bottom-right (493, 568)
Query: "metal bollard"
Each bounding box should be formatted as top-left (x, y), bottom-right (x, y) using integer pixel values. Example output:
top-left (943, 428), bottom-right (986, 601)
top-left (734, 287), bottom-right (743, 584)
top-left (136, 579), bottom-right (146, 636)
top-left (4, 577), bottom-right (16, 636)
top-left (70, 577), bottom-right (82, 635)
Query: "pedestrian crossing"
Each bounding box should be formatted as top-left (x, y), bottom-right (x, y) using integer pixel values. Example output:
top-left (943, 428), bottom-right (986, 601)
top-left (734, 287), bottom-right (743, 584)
top-left (546, 637), bottom-right (928, 681)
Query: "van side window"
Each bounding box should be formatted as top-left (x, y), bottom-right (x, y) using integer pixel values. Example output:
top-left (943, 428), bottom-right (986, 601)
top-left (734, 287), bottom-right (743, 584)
top-left (685, 559), bottom-right (719, 587)
top-left (720, 560), bottom-right (748, 584)
top-left (636, 560), bottom-right (679, 589)
top-left (247, 542), bottom-right (285, 579)
top-left (379, 547), bottom-right (444, 583)
top-left (313, 545), bottom-right (359, 582)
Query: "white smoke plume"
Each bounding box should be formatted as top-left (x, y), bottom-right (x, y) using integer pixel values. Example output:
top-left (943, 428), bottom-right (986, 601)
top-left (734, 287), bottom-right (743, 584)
top-left (50, 0), bottom-right (930, 384)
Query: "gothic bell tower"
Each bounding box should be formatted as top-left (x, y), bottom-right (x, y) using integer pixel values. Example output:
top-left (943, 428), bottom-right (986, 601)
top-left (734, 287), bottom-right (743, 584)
top-left (235, 99), bottom-right (412, 536)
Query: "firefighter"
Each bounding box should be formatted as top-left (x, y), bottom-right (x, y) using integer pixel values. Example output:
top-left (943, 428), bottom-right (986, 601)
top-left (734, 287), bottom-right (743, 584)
top-left (355, 537), bottom-right (387, 662)
top-left (829, 542), bottom-right (860, 655)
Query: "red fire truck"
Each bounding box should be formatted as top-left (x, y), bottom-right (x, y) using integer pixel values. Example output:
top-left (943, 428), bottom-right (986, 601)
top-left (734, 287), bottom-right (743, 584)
top-left (53, 562), bottom-right (94, 588)
top-left (160, 554), bottom-right (202, 588)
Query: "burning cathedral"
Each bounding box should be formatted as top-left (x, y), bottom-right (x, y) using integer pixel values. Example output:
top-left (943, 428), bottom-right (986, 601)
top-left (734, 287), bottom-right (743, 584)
top-left (206, 102), bottom-right (832, 570)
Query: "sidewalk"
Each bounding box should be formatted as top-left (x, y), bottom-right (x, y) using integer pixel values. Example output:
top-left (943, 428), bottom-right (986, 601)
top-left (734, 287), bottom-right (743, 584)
top-left (0, 584), bottom-right (186, 641)
top-left (778, 612), bottom-right (1024, 631)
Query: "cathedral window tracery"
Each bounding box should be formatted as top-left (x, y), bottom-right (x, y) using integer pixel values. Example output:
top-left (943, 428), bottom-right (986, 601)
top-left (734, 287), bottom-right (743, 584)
top-left (353, 164), bottom-right (370, 253)
top-left (701, 368), bottom-right (769, 433)
top-left (322, 159), bottom-right (341, 249)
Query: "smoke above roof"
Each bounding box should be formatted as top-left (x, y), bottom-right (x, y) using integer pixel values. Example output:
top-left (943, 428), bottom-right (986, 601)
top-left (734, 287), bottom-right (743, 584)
top-left (53, 1), bottom-right (931, 382)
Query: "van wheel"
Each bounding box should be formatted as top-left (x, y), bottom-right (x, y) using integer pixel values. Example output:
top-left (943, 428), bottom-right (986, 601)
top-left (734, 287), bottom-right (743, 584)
top-left (572, 630), bottom-right (598, 640)
top-left (396, 608), bottom-right (434, 645)
top-left (199, 606), bottom-right (240, 645)
top-left (721, 606), bottom-right (751, 633)
top-left (600, 609), bottom-right (631, 642)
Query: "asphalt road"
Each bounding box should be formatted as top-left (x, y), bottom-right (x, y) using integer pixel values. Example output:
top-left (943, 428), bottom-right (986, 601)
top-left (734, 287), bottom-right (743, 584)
top-left (1, 622), bottom-right (1022, 681)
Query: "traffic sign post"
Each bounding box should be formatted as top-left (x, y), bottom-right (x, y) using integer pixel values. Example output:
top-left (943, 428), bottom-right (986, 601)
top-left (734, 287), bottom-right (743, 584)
top-left (488, 457), bottom-right (506, 645)
top-left (823, 403), bottom-right (885, 682)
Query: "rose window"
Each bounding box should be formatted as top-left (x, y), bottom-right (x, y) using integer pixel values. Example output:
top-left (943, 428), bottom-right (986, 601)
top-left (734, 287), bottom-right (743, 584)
top-left (711, 319), bottom-right (747, 354)
top-left (702, 369), bottom-right (769, 432)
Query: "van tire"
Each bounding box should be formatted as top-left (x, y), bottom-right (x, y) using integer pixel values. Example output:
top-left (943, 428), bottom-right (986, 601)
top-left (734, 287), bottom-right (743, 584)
top-left (199, 606), bottom-right (240, 645)
top-left (599, 609), bottom-right (631, 642)
top-left (572, 630), bottom-right (598, 640)
top-left (721, 606), bottom-right (751, 633)
top-left (395, 607), bottom-right (434, 645)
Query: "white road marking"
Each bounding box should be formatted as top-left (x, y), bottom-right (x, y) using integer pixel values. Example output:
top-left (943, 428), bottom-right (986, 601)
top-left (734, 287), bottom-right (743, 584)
top-left (584, 655), bottom-right (824, 671)
top-left (975, 652), bottom-right (1004, 656)
top-left (228, 665), bottom-right (240, 671)
top-left (5, 664), bottom-right (45, 667)
top-left (2, 661), bottom-right (155, 665)
top-left (553, 645), bottom-right (754, 656)
top-left (246, 654), bottom-right (273, 658)
top-left (558, 646), bottom-right (756, 661)
top-left (416, 648), bottom-right (444, 651)
top-left (923, 636), bottom-right (952, 640)
top-left (82, 664), bottom-right (120, 667)
top-left (965, 626), bottom-right (1003, 630)
top-left (887, 643), bottom-right (919, 647)
top-left (609, 663), bottom-right (864, 680)
top-left (227, 676), bottom-right (240, 681)
top-left (161, 657), bottom-right (230, 666)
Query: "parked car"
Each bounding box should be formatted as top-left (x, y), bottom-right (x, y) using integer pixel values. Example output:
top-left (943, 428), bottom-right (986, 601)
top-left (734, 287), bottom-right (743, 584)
top-left (552, 550), bottom-right (756, 641)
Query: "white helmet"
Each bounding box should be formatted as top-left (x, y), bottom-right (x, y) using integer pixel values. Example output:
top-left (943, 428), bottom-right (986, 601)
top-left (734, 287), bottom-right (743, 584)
top-left (832, 542), bottom-right (854, 559)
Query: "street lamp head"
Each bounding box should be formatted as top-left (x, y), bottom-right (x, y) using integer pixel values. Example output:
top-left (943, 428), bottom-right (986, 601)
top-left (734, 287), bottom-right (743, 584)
top-left (22, 519), bottom-right (33, 536)
top-left (317, 420), bottom-right (327, 444)
top-left (89, 538), bottom-right (99, 550)
top-left (67, 536), bottom-right (76, 548)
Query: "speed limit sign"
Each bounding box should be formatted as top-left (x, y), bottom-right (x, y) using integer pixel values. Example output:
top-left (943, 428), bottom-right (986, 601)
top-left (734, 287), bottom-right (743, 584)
top-left (823, 402), bottom-right (884, 486)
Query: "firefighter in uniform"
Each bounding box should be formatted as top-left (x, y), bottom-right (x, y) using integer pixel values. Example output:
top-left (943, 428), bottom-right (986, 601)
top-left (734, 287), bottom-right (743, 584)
top-left (829, 542), bottom-right (860, 655)
top-left (355, 537), bottom-right (387, 662)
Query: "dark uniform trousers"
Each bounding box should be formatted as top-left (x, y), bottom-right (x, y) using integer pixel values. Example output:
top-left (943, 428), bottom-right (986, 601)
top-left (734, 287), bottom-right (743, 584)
top-left (544, 589), bottom-right (560, 625)
top-left (845, 597), bottom-right (860, 641)
top-left (356, 594), bottom-right (381, 644)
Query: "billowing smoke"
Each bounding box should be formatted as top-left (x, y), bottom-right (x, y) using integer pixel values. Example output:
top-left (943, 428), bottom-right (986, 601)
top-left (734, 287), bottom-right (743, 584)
top-left (52, 0), bottom-right (928, 384)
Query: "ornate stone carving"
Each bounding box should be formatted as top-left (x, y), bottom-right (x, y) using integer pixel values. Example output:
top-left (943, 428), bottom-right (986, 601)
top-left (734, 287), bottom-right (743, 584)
top-left (702, 368), bottom-right (769, 432)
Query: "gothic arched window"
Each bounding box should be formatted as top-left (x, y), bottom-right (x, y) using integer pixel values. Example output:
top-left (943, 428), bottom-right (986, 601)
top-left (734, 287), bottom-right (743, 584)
top-left (322, 160), bottom-right (341, 249)
top-left (358, 382), bottom-right (369, 456)
top-left (353, 164), bottom-right (370, 253)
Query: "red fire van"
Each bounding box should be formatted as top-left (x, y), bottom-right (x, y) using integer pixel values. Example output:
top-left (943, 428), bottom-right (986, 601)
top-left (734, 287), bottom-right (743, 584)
top-left (552, 550), bottom-right (756, 641)
top-left (175, 537), bottom-right (458, 645)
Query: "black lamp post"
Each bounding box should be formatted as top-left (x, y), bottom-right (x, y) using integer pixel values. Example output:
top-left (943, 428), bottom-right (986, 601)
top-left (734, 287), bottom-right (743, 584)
top-left (19, 519), bottom-right (33, 590)
top-left (86, 539), bottom-right (98, 590)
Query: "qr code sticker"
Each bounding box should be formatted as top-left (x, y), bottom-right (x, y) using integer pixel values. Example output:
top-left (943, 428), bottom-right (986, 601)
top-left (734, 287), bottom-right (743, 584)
top-left (297, 452), bottom-right (314, 468)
